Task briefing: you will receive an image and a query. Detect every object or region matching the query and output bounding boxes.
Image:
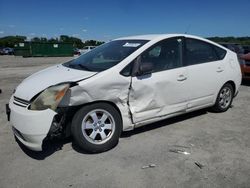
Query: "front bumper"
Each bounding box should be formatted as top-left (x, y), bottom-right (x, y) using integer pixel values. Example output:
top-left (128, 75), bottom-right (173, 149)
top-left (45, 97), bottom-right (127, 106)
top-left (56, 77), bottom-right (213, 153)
top-left (9, 96), bottom-right (56, 151)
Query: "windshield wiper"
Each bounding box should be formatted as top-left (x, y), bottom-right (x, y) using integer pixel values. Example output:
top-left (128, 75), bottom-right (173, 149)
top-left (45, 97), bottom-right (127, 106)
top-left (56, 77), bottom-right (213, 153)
top-left (76, 64), bottom-right (93, 71)
top-left (66, 63), bottom-right (92, 71)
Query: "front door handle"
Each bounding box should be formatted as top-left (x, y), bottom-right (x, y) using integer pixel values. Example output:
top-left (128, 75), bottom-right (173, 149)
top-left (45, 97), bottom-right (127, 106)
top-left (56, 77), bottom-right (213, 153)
top-left (177, 75), bottom-right (187, 81)
top-left (217, 67), bottom-right (224, 72)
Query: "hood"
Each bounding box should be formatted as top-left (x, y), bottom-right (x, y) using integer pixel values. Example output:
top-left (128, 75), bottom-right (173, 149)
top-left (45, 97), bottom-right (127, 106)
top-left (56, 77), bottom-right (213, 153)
top-left (15, 64), bottom-right (97, 101)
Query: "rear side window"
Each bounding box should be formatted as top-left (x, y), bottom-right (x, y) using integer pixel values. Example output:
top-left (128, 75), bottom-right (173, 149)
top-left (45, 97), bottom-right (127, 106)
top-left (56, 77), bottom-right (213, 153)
top-left (214, 46), bottom-right (227, 60)
top-left (186, 38), bottom-right (218, 65)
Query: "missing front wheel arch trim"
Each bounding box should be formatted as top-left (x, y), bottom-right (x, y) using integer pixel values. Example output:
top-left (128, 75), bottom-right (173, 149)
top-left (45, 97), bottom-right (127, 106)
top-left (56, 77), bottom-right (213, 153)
top-left (48, 106), bottom-right (78, 139)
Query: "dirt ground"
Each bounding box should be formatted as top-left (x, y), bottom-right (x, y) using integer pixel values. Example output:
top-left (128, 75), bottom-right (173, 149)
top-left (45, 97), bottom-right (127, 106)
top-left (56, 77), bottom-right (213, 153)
top-left (0, 55), bottom-right (250, 188)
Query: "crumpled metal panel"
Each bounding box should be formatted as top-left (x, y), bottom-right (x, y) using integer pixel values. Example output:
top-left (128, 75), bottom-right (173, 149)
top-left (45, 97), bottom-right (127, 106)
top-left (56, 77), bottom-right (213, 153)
top-left (60, 72), bottom-right (134, 131)
top-left (128, 69), bottom-right (188, 124)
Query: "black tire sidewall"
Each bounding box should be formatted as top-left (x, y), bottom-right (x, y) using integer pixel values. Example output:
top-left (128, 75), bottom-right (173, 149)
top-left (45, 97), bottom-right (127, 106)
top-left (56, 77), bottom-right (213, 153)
top-left (71, 103), bottom-right (122, 153)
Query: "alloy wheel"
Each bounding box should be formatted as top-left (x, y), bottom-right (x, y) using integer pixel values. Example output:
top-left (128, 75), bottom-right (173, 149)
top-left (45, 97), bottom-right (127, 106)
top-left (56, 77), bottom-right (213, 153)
top-left (218, 87), bottom-right (232, 109)
top-left (81, 109), bottom-right (115, 145)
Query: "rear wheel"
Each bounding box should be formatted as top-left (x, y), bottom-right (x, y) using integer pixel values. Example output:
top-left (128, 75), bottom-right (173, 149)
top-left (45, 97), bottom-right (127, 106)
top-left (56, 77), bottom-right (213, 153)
top-left (212, 83), bottom-right (234, 112)
top-left (71, 103), bottom-right (122, 153)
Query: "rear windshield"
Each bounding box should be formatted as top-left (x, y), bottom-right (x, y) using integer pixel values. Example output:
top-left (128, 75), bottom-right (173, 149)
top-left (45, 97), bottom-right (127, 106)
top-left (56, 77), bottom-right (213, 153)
top-left (63, 40), bottom-right (148, 72)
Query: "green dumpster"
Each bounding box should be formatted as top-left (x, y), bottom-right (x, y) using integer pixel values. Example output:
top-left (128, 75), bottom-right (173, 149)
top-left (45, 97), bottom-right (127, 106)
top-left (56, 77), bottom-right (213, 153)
top-left (14, 42), bottom-right (31, 56)
top-left (14, 42), bottom-right (74, 57)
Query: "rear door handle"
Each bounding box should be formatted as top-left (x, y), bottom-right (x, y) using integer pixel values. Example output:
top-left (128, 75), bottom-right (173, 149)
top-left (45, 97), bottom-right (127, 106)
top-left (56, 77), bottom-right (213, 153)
top-left (177, 75), bottom-right (187, 81)
top-left (217, 67), bottom-right (224, 72)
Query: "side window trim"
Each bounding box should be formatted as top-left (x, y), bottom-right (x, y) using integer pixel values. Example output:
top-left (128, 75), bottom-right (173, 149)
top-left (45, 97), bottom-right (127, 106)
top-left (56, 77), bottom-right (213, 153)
top-left (182, 37), bottom-right (188, 67)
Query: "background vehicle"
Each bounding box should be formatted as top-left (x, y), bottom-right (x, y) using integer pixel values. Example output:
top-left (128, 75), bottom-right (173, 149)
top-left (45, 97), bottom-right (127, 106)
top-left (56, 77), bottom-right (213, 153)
top-left (220, 43), bottom-right (244, 54)
top-left (0, 47), bottom-right (14, 55)
top-left (73, 48), bottom-right (81, 55)
top-left (221, 43), bottom-right (250, 79)
top-left (79, 46), bottom-right (95, 54)
top-left (243, 45), bottom-right (250, 54)
top-left (239, 53), bottom-right (250, 79)
top-left (220, 43), bottom-right (245, 65)
top-left (8, 34), bottom-right (241, 153)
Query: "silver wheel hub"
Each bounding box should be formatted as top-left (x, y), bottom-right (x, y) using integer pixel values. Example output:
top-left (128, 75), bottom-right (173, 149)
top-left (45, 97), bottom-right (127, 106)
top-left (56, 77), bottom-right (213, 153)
top-left (81, 109), bottom-right (115, 145)
top-left (219, 87), bottom-right (232, 109)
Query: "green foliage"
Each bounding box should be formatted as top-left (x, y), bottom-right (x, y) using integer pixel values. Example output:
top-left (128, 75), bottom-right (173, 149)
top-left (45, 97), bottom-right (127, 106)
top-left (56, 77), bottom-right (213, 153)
top-left (48, 38), bottom-right (59, 43)
top-left (60, 35), bottom-right (84, 48)
top-left (59, 36), bottom-right (104, 48)
top-left (207, 36), bottom-right (250, 45)
top-left (31, 37), bottom-right (39, 42)
top-left (84, 40), bottom-right (105, 47)
top-left (18, 35), bottom-right (105, 48)
top-left (0, 35), bottom-right (26, 48)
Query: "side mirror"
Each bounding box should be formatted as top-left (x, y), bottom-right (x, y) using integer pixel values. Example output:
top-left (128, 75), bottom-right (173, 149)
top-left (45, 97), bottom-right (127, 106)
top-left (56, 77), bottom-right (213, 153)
top-left (137, 62), bottom-right (153, 76)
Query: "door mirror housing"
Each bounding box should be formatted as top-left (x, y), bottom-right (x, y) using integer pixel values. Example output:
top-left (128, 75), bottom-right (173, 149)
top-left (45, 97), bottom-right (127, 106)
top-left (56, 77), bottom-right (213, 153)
top-left (137, 62), bottom-right (153, 76)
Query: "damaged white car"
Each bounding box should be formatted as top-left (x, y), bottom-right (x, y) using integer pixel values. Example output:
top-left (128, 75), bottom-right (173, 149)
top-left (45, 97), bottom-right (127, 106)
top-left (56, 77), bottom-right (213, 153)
top-left (7, 34), bottom-right (241, 152)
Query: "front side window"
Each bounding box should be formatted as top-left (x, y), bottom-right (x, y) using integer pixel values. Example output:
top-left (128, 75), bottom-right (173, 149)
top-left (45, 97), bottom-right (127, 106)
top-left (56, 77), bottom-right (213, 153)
top-left (139, 37), bottom-right (183, 73)
top-left (185, 38), bottom-right (218, 65)
top-left (63, 40), bottom-right (148, 72)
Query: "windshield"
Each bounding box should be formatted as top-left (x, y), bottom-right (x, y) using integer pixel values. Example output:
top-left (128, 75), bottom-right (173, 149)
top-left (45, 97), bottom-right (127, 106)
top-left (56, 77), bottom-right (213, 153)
top-left (63, 40), bottom-right (148, 72)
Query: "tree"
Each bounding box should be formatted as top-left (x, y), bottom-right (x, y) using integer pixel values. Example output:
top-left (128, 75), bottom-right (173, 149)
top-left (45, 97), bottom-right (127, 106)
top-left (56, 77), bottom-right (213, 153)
top-left (0, 35), bottom-right (105, 48)
top-left (48, 38), bottom-right (59, 43)
top-left (31, 37), bottom-right (41, 42)
top-left (83, 40), bottom-right (105, 47)
top-left (0, 35), bottom-right (26, 47)
top-left (207, 36), bottom-right (250, 45)
top-left (59, 35), bottom-right (84, 48)
top-left (59, 35), bottom-right (70, 42)
top-left (31, 37), bottom-right (48, 42)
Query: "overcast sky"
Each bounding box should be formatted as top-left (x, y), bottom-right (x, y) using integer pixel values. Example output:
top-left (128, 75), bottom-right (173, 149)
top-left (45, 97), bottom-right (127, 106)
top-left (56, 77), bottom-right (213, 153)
top-left (0, 0), bottom-right (250, 41)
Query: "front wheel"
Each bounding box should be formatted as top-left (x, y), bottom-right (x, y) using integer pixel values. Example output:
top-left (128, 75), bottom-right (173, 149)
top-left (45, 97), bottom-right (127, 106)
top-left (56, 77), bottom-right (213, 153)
top-left (71, 103), bottom-right (122, 153)
top-left (212, 83), bottom-right (234, 112)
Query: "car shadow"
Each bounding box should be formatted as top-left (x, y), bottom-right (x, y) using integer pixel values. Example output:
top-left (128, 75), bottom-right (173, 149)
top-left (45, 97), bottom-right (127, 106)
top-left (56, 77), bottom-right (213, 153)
top-left (71, 141), bottom-right (119, 155)
top-left (16, 136), bottom-right (72, 160)
top-left (18, 109), bottom-right (208, 159)
top-left (121, 109), bottom-right (208, 138)
top-left (241, 79), bottom-right (250, 86)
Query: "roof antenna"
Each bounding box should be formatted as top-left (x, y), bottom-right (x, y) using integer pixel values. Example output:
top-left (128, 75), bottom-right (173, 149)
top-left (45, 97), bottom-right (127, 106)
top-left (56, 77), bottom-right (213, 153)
top-left (185, 24), bottom-right (191, 34)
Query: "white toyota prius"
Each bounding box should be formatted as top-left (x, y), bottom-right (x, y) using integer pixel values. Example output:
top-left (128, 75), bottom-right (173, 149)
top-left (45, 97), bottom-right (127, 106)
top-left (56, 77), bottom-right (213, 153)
top-left (7, 34), bottom-right (242, 153)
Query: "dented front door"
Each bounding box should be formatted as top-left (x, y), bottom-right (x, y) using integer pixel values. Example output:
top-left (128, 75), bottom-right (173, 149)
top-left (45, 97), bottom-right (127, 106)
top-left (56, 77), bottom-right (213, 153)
top-left (128, 37), bottom-right (188, 123)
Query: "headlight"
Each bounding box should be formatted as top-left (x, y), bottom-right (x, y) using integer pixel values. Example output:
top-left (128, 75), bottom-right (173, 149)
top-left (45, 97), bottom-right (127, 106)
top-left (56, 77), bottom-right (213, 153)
top-left (30, 83), bottom-right (70, 111)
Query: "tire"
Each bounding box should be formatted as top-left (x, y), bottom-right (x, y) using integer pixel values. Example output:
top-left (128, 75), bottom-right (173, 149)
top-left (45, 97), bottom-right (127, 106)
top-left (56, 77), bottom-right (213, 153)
top-left (71, 103), bottom-right (122, 153)
top-left (212, 83), bottom-right (234, 112)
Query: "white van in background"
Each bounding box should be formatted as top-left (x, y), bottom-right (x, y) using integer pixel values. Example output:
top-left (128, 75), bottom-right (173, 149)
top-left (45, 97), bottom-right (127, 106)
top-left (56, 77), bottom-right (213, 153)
top-left (79, 46), bottom-right (96, 54)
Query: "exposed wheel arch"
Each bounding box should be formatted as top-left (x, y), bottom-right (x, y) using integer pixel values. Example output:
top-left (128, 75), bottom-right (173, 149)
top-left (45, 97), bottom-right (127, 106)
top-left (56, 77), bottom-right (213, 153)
top-left (225, 80), bottom-right (236, 95)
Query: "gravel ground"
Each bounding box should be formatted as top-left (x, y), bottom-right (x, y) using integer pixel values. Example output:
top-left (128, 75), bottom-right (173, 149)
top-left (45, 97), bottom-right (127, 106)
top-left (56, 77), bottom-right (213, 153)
top-left (0, 55), bottom-right (250, 188)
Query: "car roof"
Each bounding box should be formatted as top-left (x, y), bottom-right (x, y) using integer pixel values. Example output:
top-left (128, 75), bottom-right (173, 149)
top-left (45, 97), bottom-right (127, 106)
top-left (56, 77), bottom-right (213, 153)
top-left (115, 34), bottom-right (207, 41)
top-left (114, 34), bottom-right (228, 51)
